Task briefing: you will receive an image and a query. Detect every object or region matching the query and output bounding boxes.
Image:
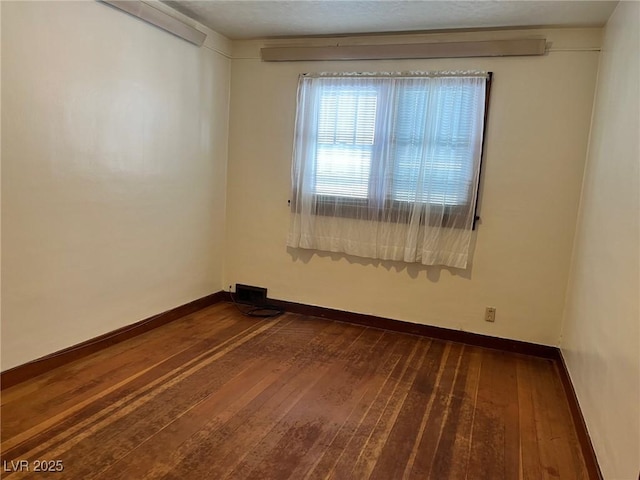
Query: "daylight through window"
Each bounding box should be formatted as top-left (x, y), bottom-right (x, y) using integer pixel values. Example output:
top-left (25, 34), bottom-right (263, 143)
top-left (288, 71), bottom-right (490, 268)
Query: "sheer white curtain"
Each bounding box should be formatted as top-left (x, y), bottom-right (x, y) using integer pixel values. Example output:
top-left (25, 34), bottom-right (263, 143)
top-left (287, 72), bottom-right (488, 269)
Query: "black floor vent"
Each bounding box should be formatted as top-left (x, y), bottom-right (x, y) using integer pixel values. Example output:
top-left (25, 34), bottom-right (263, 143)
top-left (235, 284), bottom-right (268, 306)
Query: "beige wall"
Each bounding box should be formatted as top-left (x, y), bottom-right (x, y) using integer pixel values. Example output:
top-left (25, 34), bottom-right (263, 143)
top-left (225, 29), bottom-right (600, 346)
top-left (1, 1), bottom-right (230, 370)
top-left (561, 2), bottom-right (640, 478)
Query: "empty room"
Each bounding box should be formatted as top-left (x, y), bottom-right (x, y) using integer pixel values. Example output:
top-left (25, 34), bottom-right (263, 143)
top-left (1, 0), bottom-right (638, 479)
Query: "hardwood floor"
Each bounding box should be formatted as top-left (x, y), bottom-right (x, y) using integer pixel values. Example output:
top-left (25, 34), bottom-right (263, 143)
top-left (1, 303), bottom-right (588, 479)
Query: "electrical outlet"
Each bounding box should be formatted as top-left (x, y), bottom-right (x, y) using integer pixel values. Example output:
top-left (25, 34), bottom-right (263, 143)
top-left (485, 306), bottom-right (496, 322)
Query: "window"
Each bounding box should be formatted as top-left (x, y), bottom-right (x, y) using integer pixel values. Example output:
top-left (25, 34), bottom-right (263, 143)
top-left (288, 72), bottom-right (490, 268)
top-left (315, 87), bottom-right (377, 199)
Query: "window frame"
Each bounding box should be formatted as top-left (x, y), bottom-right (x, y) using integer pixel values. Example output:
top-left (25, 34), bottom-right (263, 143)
top-left (291, 72), bottom-right (492, 230)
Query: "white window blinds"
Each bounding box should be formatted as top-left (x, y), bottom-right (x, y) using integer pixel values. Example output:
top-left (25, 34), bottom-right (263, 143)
top-left (391, 83), bottom-right (482, 206)
top-left (315, 88), bottom-right (377, 198)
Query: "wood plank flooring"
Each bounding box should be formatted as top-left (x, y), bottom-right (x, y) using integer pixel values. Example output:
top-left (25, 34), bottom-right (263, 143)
top-left (1, 303), bottom-right (589, 479)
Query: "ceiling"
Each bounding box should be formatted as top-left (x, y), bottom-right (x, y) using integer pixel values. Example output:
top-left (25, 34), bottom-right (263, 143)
top-left (163, 0), bottom-right (618, 40)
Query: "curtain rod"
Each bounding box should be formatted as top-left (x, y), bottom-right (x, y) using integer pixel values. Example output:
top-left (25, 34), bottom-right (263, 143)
top-left (300, 70), bottom-right (491, 79)
top-left (262, 38), bottom-right (545, 62)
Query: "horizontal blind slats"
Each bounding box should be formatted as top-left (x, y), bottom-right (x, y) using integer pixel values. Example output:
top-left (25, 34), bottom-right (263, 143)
top-left (301, 75), bottom-right (485, 206)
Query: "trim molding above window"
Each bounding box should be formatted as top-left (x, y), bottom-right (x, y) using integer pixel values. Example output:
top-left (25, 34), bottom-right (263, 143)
top-left (261, 39), bottom-right (546, 62)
